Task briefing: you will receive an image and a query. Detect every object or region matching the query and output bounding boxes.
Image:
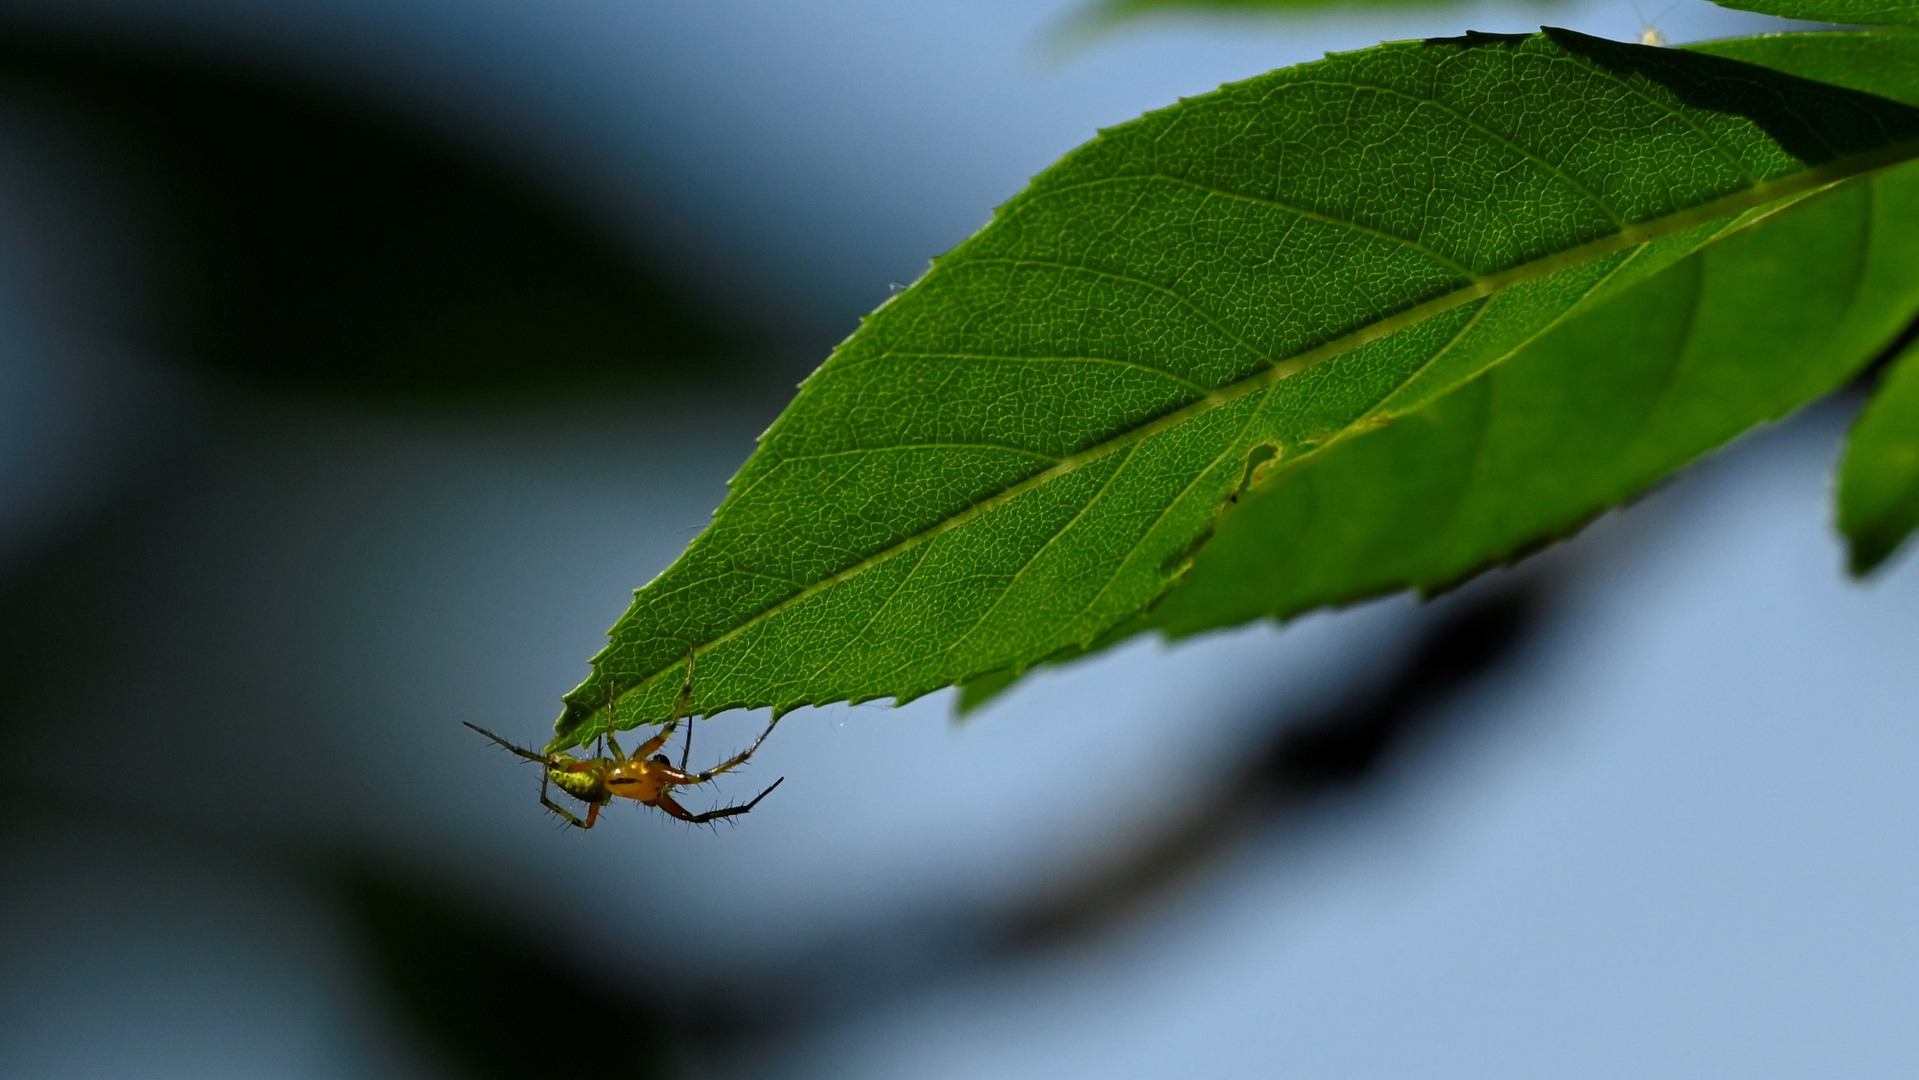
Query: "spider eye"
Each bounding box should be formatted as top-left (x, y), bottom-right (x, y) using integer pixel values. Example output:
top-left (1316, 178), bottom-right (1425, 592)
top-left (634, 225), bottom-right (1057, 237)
top-left (650, 754), bottom-right (670, 766)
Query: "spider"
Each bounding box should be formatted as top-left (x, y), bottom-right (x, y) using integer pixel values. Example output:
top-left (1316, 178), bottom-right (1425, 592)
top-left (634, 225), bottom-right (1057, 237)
top-left (465, 664), bottom-right (783, 828)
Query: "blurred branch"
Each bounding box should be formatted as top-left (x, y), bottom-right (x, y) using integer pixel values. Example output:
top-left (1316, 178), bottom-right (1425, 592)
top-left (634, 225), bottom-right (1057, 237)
top-left (1002, 574), bottom-right (1554, 949)
top-left (1054, 0), bottom-right (1531, 46)
top-left (0, 26), bottom-right (759, 401)
top-left (340, 864), bottom-right (675, 1080)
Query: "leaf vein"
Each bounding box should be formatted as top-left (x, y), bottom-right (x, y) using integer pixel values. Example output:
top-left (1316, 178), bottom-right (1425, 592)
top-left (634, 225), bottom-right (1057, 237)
top-left (831, 349), bottom-right (1213, 395)
top-left (771, 443), bottom-right (1065, 466)
top-left (1289, 76), bottom-right (1629, 228)
top-left (1016, 172), bottom-right (1478, 277)
top-left (960, 256), bottom-right (1281, 369)
top-left (936, 445), bottom-right (1141, 660)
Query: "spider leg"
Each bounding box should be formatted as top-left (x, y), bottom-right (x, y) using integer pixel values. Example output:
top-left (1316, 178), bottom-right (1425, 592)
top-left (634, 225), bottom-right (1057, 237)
top-left (631, 725), bottom-right (674, 761)
top-left (541, 792), bottom-right (595, 829)
top-left (656, 714), bottom-right (783, 786)
top-left (597, 652), bottom-right (697, 766)
top-left (463, 722), bottom-right (544, 763)
top-left (653, 777), bottom-right (783, 824)
top-left (604, 714), bottom-right (680, 764)
top-left (538, 772), bottom-right (594, 829)
top-left (602, 683), bottom-right (627, 761)
top-left (670, 651), bottom-right (697, 769)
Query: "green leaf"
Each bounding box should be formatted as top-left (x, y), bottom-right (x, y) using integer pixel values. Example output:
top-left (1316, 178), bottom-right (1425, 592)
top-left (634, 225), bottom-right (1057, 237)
top-left (1694, 26), bottom-right (1919, 97)
top-left (1707, 0), bottom-right (1919, 27)
top-left (1703, 30), bottom-right (1919, 573)
top-left (554, 29), bottom-right (1919, 750)
top-left (1069, 0), bottom-right (1466, 27)
top-left (1151, 162), bottom-right (1919, 633)
top-left (1149, 28), bottom-right (1919, 636)
top-left (1838, 340), bottom-right (1919, 572)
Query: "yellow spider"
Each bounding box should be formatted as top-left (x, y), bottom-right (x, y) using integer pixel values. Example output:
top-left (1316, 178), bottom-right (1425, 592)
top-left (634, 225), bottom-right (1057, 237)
top-left (467, 666), bottom-right (782, 827)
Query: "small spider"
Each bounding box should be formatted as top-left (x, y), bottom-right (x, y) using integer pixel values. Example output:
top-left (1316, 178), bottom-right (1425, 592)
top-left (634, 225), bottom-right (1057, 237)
top-left (466, 663), bottom-right (783, 828)
top-left (1633, 1), bottom-right (1676, 46)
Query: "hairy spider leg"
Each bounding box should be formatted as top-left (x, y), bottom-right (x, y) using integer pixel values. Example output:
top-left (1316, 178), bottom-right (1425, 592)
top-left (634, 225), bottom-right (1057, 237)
top-left (602, 683), bottom-right (628, 762)
top-left (601, 657), bottom-right (694, 765)
top-left (463, 722), bottom-right (544, 762)
top-left (539, 770), bottom-right (594, 829)
top-left (462, 722), bottom-right (602, 830)
top-left (655, 776), bottom-right (786, 824)
top-left (651, 713), bottom-right (784, 787)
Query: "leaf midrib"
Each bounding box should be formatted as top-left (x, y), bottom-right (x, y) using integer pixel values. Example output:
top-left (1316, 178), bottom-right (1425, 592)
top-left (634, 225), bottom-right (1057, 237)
top-left (621, 140), bottom-right (1919, 714)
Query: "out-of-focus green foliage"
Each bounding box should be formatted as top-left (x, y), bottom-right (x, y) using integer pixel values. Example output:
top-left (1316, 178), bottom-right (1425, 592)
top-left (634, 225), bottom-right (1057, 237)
top-left (1839, 341), bottom-right (1919, 572)
top-left (552, 29), bottom-right (1919, 748)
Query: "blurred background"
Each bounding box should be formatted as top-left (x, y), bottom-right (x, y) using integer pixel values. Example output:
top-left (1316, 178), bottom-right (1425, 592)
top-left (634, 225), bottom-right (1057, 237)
top-left (1, 1), bottom-right (1916, 1077)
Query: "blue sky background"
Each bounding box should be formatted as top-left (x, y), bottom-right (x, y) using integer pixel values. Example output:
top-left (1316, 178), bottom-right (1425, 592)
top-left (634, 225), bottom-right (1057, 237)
top-left (1, 2), bottom-right (1915, 1078)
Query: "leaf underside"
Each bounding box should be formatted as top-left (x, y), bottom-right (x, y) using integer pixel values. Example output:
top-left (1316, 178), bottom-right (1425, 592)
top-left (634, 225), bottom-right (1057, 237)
top-left (554, 28), bottom-right (1919, 751)
top-left (1703, 30), bottom-right (1919, 573)
top-left (1153, 161), bottom-right (1919, 633)
top-left (988, 29), bottom-right (1919, 699)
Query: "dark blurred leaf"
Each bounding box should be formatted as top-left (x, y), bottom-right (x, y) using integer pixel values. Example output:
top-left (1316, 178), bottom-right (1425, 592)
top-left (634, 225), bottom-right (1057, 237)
top-left (342, 866), bottom-right (669, 1080)
top-left (1079, 0), bottom-right (1471, 18)
top-left (1060, 0), bottom-right (1553, 36)
top-left (1839, 339), bottom-right (1919, 572)
top-left (0, 29), bottom-right (744, 401)
top-left (1009, 579), bottom-right (1548, 947)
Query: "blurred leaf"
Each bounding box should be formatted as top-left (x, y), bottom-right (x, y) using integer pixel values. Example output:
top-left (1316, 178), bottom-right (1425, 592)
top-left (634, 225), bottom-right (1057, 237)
top-left (343, 867), bottom-right (669, 1080)
top-left (1839, 340), bottom-right (1919, 572)
top-left (1067, 0), bottom-right (1495, 31)
top-left (0, 30), bottom-right (745, 401)
top-left (1708, 0), bottom-right (1919, 25)
top-left (552, 29), bottom-right (1919, 747)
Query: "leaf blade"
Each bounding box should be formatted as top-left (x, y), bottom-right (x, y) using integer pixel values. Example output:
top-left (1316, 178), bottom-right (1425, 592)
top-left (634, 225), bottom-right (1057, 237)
top-left (1151, 161), bottom-right (1919, 633)
top-left (555, 29), bottom-right (1919, 749)
top-left (1707, 0), bottom-right (1919, 27)
top-left (1839, 340), bottom-right (1919, 572)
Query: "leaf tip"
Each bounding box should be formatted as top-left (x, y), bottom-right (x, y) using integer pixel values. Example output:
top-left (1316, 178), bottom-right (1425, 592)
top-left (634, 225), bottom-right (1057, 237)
top-left (1844, 530), bottom-right (1903, 577)
top-left (957, 666), bottom-right (1022, 716)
